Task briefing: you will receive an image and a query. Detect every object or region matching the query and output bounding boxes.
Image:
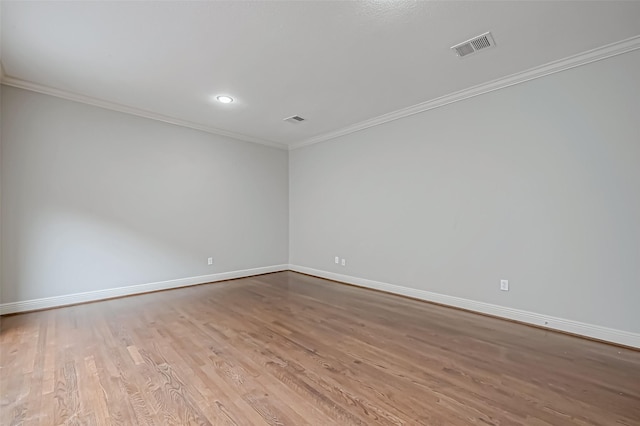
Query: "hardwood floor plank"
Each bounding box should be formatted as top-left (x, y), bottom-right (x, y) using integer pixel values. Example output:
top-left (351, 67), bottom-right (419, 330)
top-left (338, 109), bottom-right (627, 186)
top-left (1, 271), bottom-right (639, 425)
top-left (84, 356), bottom-right (111, 426)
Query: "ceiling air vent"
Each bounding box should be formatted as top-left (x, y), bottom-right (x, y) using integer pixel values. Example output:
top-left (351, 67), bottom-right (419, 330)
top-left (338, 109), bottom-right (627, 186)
top-left (451, 32), bottom-right (496, 58)
top-left (283, 115), bottom-right (306, 124)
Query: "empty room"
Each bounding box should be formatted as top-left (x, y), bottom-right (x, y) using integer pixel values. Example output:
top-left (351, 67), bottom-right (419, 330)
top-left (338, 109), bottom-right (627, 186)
top-left (1, 1), bottom-right (639, 425)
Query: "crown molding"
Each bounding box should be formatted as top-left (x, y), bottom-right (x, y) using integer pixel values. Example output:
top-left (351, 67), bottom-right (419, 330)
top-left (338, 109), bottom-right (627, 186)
top-left (0, 75), bottom-right (288, 150)
top-left (290, 35), bottom-right (640, 150)
top-left (3, 35), bottom-right (639, 152)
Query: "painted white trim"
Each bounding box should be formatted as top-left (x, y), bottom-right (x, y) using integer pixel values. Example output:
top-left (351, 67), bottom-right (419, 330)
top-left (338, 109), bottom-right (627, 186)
top-left (4, 264), bottom-right (638, 348)
top-left (0, 264), bottom-right (288, 315)
top-left (3, 36), bottom-right (639, 152)
top-left (288, 265), bottom-right (640, 349)
top-left (290, 35), bottom-right (640, 150)
top-left (0, 76), bottom-right (287, 150)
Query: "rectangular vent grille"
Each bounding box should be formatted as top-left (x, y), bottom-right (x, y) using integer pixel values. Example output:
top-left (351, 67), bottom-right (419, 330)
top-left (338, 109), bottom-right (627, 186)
top-left (451, 32), bottom-right (496, 58)
top-left (283, 115), bottom-right (305, 123)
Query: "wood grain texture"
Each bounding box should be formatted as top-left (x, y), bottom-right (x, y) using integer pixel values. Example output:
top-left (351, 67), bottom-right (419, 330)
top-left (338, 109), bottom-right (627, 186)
top-left (1, 271), bottom-right (639, 425)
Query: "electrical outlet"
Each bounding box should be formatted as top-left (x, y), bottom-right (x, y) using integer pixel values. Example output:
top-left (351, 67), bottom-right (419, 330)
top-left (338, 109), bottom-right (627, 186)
top-left (208, 257), bottom-right (213, 265)
top-left (341, 258), bottom-right (346, 266)
top-left (335, 256), bottom-right (339, 264)
top-left (500, 279), bottom-right (509, 291)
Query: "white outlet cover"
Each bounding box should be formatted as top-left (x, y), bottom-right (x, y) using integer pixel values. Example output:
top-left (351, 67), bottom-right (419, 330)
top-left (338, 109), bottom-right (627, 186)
top-left (335, 256), bottom-right (339, 264)
top-left (341, 258), bottom-right (346, 266)
top-left (208, 257), bottom-right (213, 265)
top-left (500, 280), bottom-right (509, 291)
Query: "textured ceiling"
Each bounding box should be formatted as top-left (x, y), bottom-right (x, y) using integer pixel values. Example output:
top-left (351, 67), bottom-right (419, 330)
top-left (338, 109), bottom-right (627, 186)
top-left (2, 1), bottom-right (640, 148)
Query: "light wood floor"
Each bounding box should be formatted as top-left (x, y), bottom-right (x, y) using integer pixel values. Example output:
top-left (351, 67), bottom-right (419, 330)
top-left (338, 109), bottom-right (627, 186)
top-left (1, 271), bottom-right (639, 425)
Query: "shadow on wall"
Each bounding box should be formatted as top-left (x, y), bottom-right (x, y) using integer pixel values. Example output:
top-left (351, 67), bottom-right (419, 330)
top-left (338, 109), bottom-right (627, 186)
top-left (1, 85), bottom-right (289, 305)
top-left (4, 203), bottom-right (208, 303)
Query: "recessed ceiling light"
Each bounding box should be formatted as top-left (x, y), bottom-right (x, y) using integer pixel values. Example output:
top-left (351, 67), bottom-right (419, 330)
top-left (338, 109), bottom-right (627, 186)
top-left (216, 95), bottom-right (234, 104)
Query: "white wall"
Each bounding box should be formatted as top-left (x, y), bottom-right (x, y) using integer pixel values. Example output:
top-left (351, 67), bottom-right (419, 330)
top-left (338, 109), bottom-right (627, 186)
top-left (290, 49), bottom-right (640, 335)
top-left (2, 49), bottom-right (639, 345)
top-left (1, 85), bottom-right (288, 304)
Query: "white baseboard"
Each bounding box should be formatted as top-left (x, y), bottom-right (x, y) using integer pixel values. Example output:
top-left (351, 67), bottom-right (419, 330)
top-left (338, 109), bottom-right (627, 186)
top-left (4, 264), bottom-right (638, 349)
top-left (289, 264), bottom-right (640, 349)
top-left (0, 264), bottom-right (288, 315)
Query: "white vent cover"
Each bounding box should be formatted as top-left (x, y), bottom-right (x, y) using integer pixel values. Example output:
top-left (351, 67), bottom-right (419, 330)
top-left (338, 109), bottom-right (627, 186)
top-left (451, 32), bottom-right (496, 58)
top-left (283, 115), bottom-right (305, 123)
